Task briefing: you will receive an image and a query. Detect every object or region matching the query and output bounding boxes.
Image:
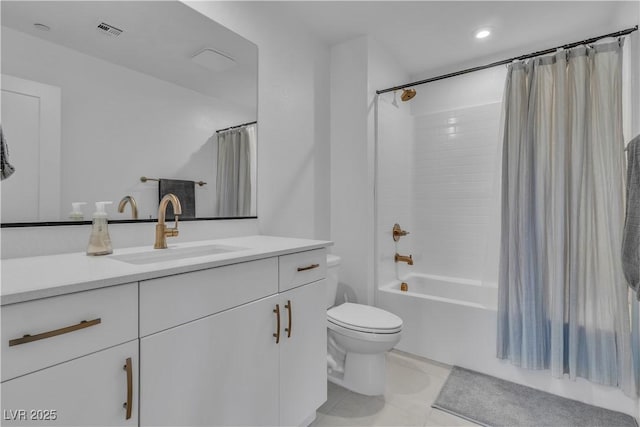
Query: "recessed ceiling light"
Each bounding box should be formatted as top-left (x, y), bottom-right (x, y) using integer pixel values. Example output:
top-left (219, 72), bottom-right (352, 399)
top-left (33, 23), bottom-right (50, 32)
top-left (475, 29), bottom-right (491, 39)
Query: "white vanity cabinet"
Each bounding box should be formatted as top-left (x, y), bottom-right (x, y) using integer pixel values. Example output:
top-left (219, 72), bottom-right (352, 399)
top-left (278, 279), bottom-right (327, 427)
top-left (139, 250), bottom-right (327, 427)
top-left (139, 294), bottom-right (281, 426)
top-left (0, 283), bottom-right (139, 426)
top-left (1, 238), bottom-right (331, 427)
top-left (138, 256), bottom-right (281, 426)
top-left (2, 340), bottom-right (139, 426)
top-left (277, 249), bottom-right (328, 426)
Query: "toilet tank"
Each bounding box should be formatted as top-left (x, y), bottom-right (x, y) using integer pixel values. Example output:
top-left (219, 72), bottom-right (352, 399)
top-left (326, 254), bottom-right (341, 309)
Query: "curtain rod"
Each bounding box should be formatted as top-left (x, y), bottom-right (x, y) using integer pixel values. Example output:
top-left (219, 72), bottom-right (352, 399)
top-left (376, 25), bottom-right (638, 95)
top-left (215, 120), bottom-right (257, 133)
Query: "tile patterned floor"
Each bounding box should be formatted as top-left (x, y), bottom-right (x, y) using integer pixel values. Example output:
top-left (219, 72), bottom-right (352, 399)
top-left (311, 350), bottom-right (481, 427)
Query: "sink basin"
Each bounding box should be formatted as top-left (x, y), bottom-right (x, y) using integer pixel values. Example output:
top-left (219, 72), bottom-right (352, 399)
top-left (111, 244), bottom-right (246, 265)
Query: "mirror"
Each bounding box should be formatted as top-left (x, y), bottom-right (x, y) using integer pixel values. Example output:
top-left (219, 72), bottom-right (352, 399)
top-left (0, 1), bottom-right (258, 225)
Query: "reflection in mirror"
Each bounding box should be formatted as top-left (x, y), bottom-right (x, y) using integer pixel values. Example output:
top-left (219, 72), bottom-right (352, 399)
top-left (0, 1), bottom-right (258, 225)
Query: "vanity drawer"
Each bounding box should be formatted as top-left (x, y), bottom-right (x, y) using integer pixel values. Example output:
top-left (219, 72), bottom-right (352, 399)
top-left (1, 283), bottom-right (138, 382)
top-left (140, 257), bottom-right (278, 336)
top-left (278, 248), bottom-right (327, 292)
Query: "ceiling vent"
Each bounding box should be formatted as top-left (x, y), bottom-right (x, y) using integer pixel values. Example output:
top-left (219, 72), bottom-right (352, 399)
top-left (96, 22), bottom-right (123, 37)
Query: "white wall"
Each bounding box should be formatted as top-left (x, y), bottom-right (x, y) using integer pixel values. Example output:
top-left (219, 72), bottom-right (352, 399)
top-left (329, 36), bottom-right (413, 306)
top-left (369, 44), bottom-right (414, 302)
top-left (1, 1), bottom-right (331, 259)
top-left (186, 1), bottom-right (331, 241)
top-left (330, 37), bottom-right (370, 305)
top-left (409, 66), bottom-right (506, 115)
top-left (328, 34), bottom-right (505, 304)
top-left (331, 38), bottom-right (506, 304)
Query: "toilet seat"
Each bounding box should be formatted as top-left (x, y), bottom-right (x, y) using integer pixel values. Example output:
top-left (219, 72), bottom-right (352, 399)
top-left (327, 303), bottom-right (402, 334)
top-left (327, 320), bottom-right (401, 344)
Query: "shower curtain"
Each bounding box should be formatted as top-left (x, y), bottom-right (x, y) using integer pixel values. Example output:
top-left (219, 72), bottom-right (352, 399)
top-left (216, 125), bottom-right (254, 217)
top-left (497, 40), bottom-right (636, 396)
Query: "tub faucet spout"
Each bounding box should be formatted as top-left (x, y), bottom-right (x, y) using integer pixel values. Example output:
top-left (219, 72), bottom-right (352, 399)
top-left (395, 253), bottom-right (413, 265)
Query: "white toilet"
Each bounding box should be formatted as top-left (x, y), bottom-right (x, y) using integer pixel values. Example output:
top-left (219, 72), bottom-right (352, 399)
top-left (325, 254), bottom-right (402, 396)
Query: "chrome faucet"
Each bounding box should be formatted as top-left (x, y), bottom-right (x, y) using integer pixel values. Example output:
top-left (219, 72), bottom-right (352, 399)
top-left (118, 195), bottom-right (138, 219)
top-left (154, 194), bottom-right (182, 249)
top-left (395, 253), bottom-right (413, 265)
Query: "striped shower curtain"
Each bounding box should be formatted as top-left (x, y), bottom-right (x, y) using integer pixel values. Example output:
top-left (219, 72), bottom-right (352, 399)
top-left (216, 125), bottom-right (254, 217)
top-left (497, 39), bottom-right (636, 397)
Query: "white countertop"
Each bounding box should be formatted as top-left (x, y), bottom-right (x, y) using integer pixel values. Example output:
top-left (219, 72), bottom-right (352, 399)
top-left (1, 235), bottom-right (332, 306)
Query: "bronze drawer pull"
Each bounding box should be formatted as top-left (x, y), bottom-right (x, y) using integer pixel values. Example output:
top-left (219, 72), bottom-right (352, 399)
top-left (8, 318), bottom-right (102, 347)
top-left (297, 263), bottom-right (320, 272)
top-left (285, 300), bottom-right (292, 338)
top-left (123, 357), bottom-right (133, 420)
top-left (273, 304), bottom-right (281, 344)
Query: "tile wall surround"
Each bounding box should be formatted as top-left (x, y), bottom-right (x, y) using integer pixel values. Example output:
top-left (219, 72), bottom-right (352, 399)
top-left (376, 101), bottom-right (501, 286)
top-left (412, 103), bottom-right (501, 281)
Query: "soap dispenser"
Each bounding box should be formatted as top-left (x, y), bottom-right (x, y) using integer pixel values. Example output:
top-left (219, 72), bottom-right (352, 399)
top-left (87, 201), bottom-right (113, 256)
top-left (69, 202), bottom-right (87, 221)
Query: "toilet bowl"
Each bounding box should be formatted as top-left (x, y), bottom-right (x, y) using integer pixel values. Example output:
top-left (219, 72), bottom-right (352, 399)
top-left (325, 255), bottom-right (402, 396)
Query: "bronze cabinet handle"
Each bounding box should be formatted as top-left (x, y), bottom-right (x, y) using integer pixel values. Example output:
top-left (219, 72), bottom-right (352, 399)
top-left (273, 304), bottom-right (281, 344)
top-left (8, 318), bottom-right (102, 347)
top-left (297, 264), bottom-right (320, 272)
top-left (123, 357), bottom-right (133, 420)
top-left (285, 300), bottom-right (292, 338)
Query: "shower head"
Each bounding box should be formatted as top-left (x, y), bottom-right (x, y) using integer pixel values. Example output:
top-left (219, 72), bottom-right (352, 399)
top-left (401, 88), bottom-right (416, 102)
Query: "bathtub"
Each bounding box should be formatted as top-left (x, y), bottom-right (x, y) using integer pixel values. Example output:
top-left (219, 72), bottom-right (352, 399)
top-left (377, 273), bottom-right (639, 417)
top-left (378, 273), bottom-right (498, 371)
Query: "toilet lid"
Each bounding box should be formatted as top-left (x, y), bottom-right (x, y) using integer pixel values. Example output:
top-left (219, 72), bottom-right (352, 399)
top-left (327, 303), bottom-right (402, 333)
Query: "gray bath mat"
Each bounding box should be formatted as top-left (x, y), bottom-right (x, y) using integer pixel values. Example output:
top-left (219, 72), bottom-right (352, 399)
top-left (433, 366), bottom-right (638, 427)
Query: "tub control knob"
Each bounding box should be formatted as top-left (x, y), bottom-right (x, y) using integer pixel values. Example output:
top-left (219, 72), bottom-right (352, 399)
top-left (393, 223), bottom-right (410, 241)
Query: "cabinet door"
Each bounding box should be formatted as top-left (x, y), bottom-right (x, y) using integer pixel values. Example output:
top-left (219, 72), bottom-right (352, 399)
top-left (140, 294), bottom-right (280, 426)
top-left (1, 340), bottom-right (138, 426)
top-left (279, 280), bottom-right (327, 426)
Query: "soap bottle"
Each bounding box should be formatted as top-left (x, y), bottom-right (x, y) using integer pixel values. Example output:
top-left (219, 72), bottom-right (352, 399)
top-left (69, 202), bottom-right (87, 221)
top-left (87, 201), bottom-right (113, 256)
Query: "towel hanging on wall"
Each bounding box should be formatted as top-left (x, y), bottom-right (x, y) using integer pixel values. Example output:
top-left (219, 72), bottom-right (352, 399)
top-left (0, 126), bottom-right (16, 180)
top-left (158, 179), bottom-right (195, 220)
top-left (622, 134), bottom-right (640, 300)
